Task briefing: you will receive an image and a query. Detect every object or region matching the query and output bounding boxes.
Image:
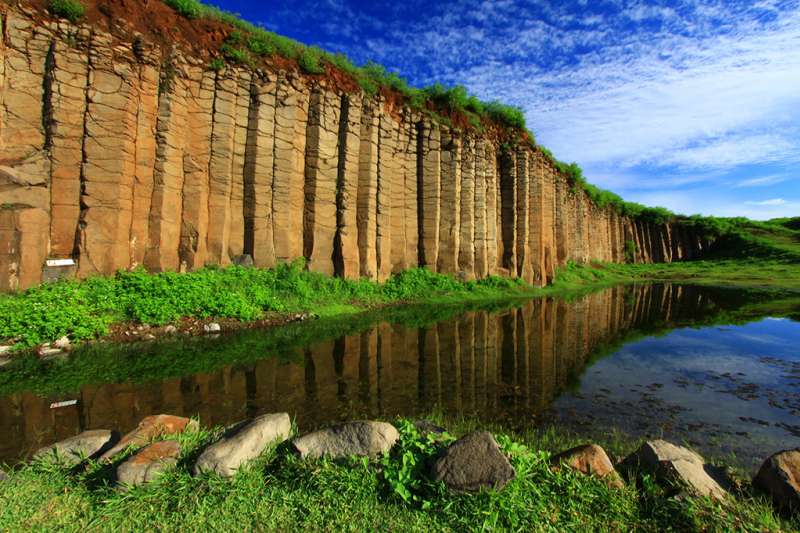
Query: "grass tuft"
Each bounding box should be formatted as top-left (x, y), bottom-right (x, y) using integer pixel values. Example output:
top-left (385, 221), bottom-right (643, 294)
top-left (48, 0), bottom-right (86, 23)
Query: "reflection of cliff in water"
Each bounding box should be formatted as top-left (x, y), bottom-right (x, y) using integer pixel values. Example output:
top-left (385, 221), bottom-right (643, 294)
top-left (0, 284), bottom-right (791, 462)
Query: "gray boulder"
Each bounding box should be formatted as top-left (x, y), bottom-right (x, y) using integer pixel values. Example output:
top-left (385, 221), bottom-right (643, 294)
top-left (623, 440), bottom-right (728, 500)
top-left (34, 430), bottom-right (118, 465)
top-left (431, 431), bottom-right (516, 493)
top-left (116, 440), bottom-right (181, 488)
top-left (292, 421), bottom-right (399, 460)
top-left (194, 413), bottom-right (291, 477)
top-left (753, 448), bottom-right (800, 513)
top-left (413, 420), bottom-right (447, 437)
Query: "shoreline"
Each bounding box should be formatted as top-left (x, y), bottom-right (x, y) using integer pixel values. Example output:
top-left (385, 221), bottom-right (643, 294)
top-left (2, 257), bottom-right (798, 359)
top-left (1, 413), bottom-right (797, 531)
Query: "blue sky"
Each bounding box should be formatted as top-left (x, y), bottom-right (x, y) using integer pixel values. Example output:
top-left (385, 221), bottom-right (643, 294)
top-left (212, 0), bottom-right (799, 219)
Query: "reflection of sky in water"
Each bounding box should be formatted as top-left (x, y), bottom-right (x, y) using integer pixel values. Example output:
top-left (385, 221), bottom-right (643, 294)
top-left (554, 318), bottom-right (800, 471)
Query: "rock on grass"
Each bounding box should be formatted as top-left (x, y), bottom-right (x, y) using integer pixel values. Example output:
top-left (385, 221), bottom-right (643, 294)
top-left (623, 440), bottom-right (728, 500)
top-left (431, 431), bottom-right (515, 493)
top-left (100, 414), bottom-right (197, 462)
top-left (292, 421), bottom-right (398, 460)
top-left (34, 429), bottom-right (118, 465)
top-left (194, 413), bottom-right (291, 477)
top-left (753, 448), bottom-right (800, 514)
top-left (551, 443), bottom-right (624, 488)
top-left (116, 440), bottom-right (181, 488)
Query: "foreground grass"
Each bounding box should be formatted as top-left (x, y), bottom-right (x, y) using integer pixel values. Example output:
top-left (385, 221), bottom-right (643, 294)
top-left (1, 416), bottom-right (795, 532)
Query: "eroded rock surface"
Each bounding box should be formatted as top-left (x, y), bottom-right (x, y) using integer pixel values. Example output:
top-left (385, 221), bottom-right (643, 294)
top-left (551, 444), bottom-right (623, 488)
top-left (292, 421), bottom-right (398, 460)
top-left (116, 440), bottom-right (181, 488)
top-left (431, 431), bottom-right (515, 493)
top-left (623, 440), bottom-right (728, 500)
top-left (100, 414), bottom-right (197, 461)
top-left (35, 429), bottom-right (118, 465)
top-left (194, 413), bottom-right (291, 477)
top-left (753, 448), bottom-right (800, 513)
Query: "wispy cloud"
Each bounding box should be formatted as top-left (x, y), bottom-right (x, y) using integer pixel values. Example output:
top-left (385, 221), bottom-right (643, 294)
top-left (746, 198), bottom-right (787, 206)
top-left (264, 0), bottom-right (800, 217)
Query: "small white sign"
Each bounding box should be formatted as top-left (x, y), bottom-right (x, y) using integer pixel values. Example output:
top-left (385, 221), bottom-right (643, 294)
top-left (46, 259), bottom-right (76, 267)
top-left (50, 400), bottom-right (78, 409)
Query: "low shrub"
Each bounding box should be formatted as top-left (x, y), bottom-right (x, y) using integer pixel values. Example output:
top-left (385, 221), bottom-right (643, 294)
top-left (48, 0), bottom-right (86, 23)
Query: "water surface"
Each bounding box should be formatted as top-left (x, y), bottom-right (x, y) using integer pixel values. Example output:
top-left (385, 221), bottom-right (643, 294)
top-left (1, 284), bottom-right (798, 469)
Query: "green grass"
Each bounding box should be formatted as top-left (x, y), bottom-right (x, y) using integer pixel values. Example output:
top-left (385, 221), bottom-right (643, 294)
top-left (1, 416), bottom-right (794, 532)
top-left (48, 0), bottom-right (85, 22)
top-left (0, 260), bottom-right (532, 350)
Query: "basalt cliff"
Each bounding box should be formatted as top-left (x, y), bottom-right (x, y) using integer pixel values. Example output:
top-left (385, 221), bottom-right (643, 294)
top-left (0, 1), bottom-right (711, 292)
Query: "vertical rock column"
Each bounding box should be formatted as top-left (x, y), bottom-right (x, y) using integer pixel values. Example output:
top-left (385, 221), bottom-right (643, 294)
top-left (48, 25), bottom-right (89, 259)
top-left (498, 149), bottom-right (516, 275)
top-left (541, 158), bottom-right (556, 282)
top-left (178, 64), bottom-right (215, 271)
top-left (227, 70), bottom-right (252, 260)
top-left (400, 112), bottom-right (418, 272)
top-left (129, 43), bottom-right (159, 267)
top-left (0, 12), bottom-right (52, 289)
top-left (458, 135), bottom-right (476, 279)
top-left (271, 73), bottom-right (309, 264)
top-left (485, 143), bottom-right (499, 275)
top-left (375, 104), bottom-right (393, 281)
top-left (384, 111), bottom-right (405, 276)
top-left (437, 127), bottom-right (461, 274)
top-left (333, 93), bottom-right (362, 279)
top-left (78, 31), bottom-right (139, 276)
top-left (357, 98), bottom-right (379, 279)
top-left (473, 139), bottom-right (488, 278)
top-left (528, 152), bottom-right (545, 286)
top-left (515, 148), bottom-right (531, 282)
top-left (417, 119), bottom-right (440, 270)
top-left (145, 55), bottom-right (189, 272)
top-left (303, 86), bottom-right (341, 276)
top-left (242, 72), bottom-right (277, 269)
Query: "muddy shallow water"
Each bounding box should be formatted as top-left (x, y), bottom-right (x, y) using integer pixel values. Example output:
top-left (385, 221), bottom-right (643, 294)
top-left (1, 283), bottom-right (798, 469)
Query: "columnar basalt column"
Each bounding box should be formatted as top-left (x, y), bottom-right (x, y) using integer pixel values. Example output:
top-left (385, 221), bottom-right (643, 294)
top-left (528, 152), bottom-right (545, 286)
top-left (418, 118), bottom-right (440, 270)
top-left (498, 148), bottom-right (516, 276)
top-left (473, 139), bottom-right (489, 278)
top-left (459, 135), bottom-right (476, 279)
top-left (485, 143), bottom-right (499, 275)
top-left (303, 86), bottom-right (341, 276)
top-left (178, 64), bottom-right (214, 271)
top-left (357, 98), bottom-right (379, 279)
top-left (515, 148), bottom-right (531, 282)
top-left (48, 25), bottom-right (90, 260)
top-left (243, 72), bottom-right (277, 269)
top-left (271, 73), bottom-right (309, 264)
top-left (333, 93), bottom-right (363, 279)
top-left (79, 31), bottom-right (139, 276)
top-left (437, 127), bottom-right (461, 274)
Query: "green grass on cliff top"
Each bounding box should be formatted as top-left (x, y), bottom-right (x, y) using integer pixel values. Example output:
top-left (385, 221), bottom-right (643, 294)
top-left (1, 416), bottom-right (795, 532)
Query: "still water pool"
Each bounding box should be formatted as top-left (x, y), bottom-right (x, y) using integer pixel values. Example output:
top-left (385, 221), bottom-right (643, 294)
top-left (1, 284), bottom-right (798, 470)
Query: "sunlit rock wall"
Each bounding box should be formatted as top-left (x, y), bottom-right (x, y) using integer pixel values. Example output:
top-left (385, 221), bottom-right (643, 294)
top-left (0, 6), bottom-right (707, 291)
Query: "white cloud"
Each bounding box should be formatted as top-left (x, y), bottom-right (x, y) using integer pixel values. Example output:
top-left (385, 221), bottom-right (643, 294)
top-left (734, 174), bottom-right (794, 188)
top-left (746, 198), bottom-right (787, 206)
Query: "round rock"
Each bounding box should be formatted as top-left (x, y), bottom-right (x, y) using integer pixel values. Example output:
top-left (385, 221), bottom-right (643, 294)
top-left (431, 431), bottom-right (516, 493)
top-left (34, 429), bottom-right (118, 465)
top-left (116, 440), bottom-right (181, 488)
top-left (753, 448), bottom-right (800, 513)
top-left (194, 413), bottom-right (291, 477)
top-left (292, 421), bottom-right (399, 460)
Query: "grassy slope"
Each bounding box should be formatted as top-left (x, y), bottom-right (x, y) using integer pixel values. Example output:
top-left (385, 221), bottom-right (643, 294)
top-left (1, 416), bottom-right (796, 532)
